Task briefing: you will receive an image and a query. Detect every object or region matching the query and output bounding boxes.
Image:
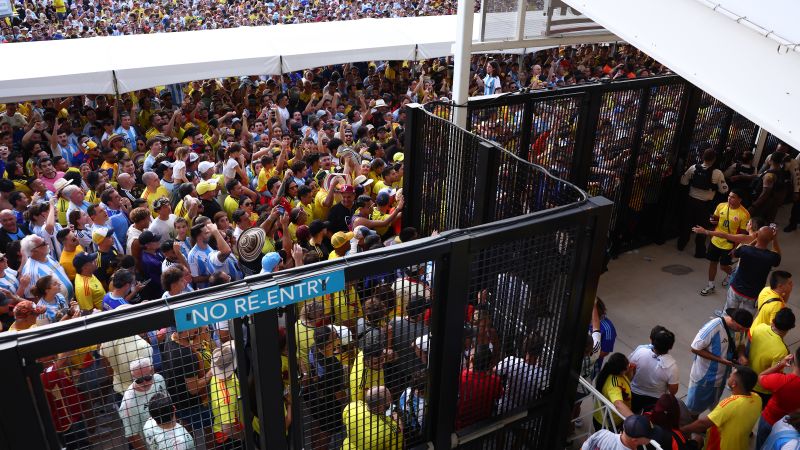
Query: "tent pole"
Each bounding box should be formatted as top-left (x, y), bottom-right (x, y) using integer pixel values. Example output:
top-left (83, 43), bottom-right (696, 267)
top-left (453, 0), bottom-right (475, 129)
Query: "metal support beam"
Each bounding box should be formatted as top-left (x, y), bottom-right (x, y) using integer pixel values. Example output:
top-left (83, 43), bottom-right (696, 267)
top-left (753, 126), bottom-right (769, 166)
top-left (452, 0), bottom-right (476, 129)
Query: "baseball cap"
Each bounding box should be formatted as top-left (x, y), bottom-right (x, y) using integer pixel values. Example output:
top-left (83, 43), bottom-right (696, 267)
top-left (91, 227), bottom-right (114, 244)
top-left (138, 230), bottom-right (161, 246)
top-left (13, 300), bottom-right (47, 320)
top-left (392, 152), bottom-right (404, 162)
top-left (198, 161), bottom-right (215, 174)
top-left (197, 180), bottom-right (218, 196)
top-left (724, 308), bottom-right (754, 329)
top-left (72, 252), bottom-right (98, 272)
top-left (339, 184), bottom-right (355, 194)
top-left (159, 160), bottom-right (175, 169)
top-left (261, 252), bottom-right (282, 273)
top-left (375, 192), bottom-right (391, 206)
top-left (188, 152), bottom-right (199, 163)
top-left (623, 415), bottom-right (656, 439)
top-left (331, 231), bottom-right (354, 249)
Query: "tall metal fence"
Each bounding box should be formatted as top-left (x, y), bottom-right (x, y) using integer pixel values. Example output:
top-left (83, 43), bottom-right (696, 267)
top-left (412, 75), bottom-right (764, 254)
top-left (0, 131), bottom-right (610, 450)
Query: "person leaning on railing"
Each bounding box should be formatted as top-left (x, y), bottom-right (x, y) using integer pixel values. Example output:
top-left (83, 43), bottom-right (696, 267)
top-left (593, 353), bottom-right (635, 431)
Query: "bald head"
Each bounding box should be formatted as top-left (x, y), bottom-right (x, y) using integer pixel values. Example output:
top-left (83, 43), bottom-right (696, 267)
top-left (364, 386), bottom-right (392, 414)
top-left (757, 226), bottom-right (776, 245)
top-left (117, 172), bottom-right (133, 187)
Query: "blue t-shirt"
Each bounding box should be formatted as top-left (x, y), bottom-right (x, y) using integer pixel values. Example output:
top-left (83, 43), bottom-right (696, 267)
top-left (102, 293), bottom-right (129, 310)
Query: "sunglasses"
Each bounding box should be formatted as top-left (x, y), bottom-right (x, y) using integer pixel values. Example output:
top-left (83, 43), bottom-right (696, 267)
top-left (134, 375), bottom-right (153, 384)
top-left (34, 241), bottom-right (49, 250)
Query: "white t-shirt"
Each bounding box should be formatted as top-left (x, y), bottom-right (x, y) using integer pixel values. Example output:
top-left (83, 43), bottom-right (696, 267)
top-left (223, 158), bottom-right (239, 180)
top-left (118, 375), bottom-right (167, 438)
top-left (98, 335), bottom-right (153, 394)
top-left (127, 227), bottom-right (143, 254)
top-left (142, 419), bottom-right (195, 450)
top-left (494, 356), bottom-right (547, 414)
top-left (629, 344), bottom-right (679, 398)
top-left (149, 215), bottom-right (177, 244)
top-left (689, 317), bottom-right (734, 387)
top-left (581, 430), bottom-right (636, 450)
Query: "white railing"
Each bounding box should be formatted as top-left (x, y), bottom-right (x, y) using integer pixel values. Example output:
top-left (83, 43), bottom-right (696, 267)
top-left (569, 376), bottom-right (663, 450)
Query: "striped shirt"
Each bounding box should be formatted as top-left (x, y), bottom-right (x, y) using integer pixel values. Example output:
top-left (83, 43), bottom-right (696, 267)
top-left (690, 317), bottom-right (734, 386)
top-left (0, 268), bottom-right (20, 294)
top-left (187, 244), bottom-right (225, 289)
top-left (20, 256), bottom-right (73, 300)
top-left (31, 223), bottom-right (64, 261)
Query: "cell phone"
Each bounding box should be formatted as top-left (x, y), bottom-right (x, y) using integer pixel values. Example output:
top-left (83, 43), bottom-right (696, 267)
top-left (275, 206), bottom-right (285, 215)
top-left (141, 279), bottom-right (152, 286)
top-left (770, 223), bottom-right (777, 230)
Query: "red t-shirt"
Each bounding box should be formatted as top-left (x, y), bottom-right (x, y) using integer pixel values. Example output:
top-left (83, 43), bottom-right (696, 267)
top-left (760, 372), bottom-right (800, 424)
top-left (455, 369), bottom-right (504, 429)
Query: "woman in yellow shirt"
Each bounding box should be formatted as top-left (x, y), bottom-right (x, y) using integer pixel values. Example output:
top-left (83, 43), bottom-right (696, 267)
top-left (593, 353), bottom-right (634, 430)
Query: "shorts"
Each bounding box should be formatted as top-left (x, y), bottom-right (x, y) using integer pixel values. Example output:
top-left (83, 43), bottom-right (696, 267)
top-left (175, 404), bottom-right (213, 432)
top-left (686, 381), bottom-right (725, 414)
top-left (725, 288), bottom-right (756, 315)
top-left (706, 243), bottom-right (733, 266)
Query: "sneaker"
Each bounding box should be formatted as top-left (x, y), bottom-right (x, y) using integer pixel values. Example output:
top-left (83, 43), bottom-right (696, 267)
top-left (722, 275), bottom-right (730, 287)
top-left (700, 286), bottom-right (715, 296)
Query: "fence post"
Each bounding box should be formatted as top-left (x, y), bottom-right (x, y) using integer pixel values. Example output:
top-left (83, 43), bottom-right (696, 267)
top-left (231, 317), bottom-right (258, 450)
top-left (473, 141), bottom-right (498, 225)
top-left (427, 239), bottom-right (471, 449)
top-left (404, 104), bottom-right (426, 234)
top-left (0, 344), bottom-right (52, 449)
top-left (572, 87), bottom-right (603, 188)
top-left (548, 197), bottom-right (613, 449)
top-left (250, 310), bottom-right (289, 450)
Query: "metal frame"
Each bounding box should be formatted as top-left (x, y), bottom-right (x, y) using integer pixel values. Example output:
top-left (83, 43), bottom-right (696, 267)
top-left (432, 74), bottom-right (761, 254)
top-left (0, 199), bottom-right (611, 450)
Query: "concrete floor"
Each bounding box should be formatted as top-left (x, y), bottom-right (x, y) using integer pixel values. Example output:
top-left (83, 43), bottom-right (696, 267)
top-left (597, 205), bottom-right (800, 400)
top-left (569, 205), bottom-right (799, 449)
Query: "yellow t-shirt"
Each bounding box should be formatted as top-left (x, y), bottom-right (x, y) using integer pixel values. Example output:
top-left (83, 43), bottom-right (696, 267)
top-left (257, 166), bottom-right (277, 193)
top-left (209, 375), bottom-right (241, 434)
top-left (752, 287), bottom-right (784, 330)
top-left (223, 196), bottom-right (240, 220)
top-left (295, 320), bottom-right (314, 373)
top-left (141, 186), bottom-right (170, 217)
top-left (593, 374), bottom-right (631, 426)
top-left (57, 198), bottom-right (70, 227)
top-left (75, 274), bottom-right (105, 311)
top-left (53, 0), bottom-right (66, 13)
top-left (705, 393), bottom-right (761, 450)
top-left (298, 201), bottom-right (314, 223)
top-left (314, 189), bottom-right (336, 222)
top-left (342, 400), bottom-right (403, 450)
top-left (711, 203), bottom-right (749, 250)
top-left (59, 245), bottom-right (84, 281)
top-left (348, 350), bottom-right (385, 403)
top-left (749, 323), bottom-right (789, 393)
top-left (372, 180), bottom-right (389, 196)
top-left (370, 209), bottom-right (391, 236)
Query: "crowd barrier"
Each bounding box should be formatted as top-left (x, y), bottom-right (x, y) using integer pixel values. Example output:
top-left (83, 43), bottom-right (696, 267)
top-left (0, 114), bottom-right (611, 450)
top-left (411, 75), bottom-right (766, 254)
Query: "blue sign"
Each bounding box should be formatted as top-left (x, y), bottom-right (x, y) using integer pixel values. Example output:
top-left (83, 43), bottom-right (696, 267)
top-left (174, 270), bottom-right (345, 331)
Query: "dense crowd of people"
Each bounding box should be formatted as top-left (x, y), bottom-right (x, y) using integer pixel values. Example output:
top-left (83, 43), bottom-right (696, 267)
top-left (2, 2), bottom-right (799, 449)
top-left (581, 145), bottom-right (798, 450)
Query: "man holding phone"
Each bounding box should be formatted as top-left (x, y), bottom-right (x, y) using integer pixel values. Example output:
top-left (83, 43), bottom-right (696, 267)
top-left (756, 347), bottom-right (800, 448)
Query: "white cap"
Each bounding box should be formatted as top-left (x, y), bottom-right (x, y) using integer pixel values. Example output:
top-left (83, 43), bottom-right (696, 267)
top-left (198, 161), bottom-right (215, 174)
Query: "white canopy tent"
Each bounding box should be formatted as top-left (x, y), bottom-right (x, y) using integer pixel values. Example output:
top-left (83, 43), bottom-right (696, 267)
top-left (0, 16), bottom-right (452, 102)
top-left (0, 13), bottom-right (613, 103)
top-left (564, 0), bottom-right (800, 150)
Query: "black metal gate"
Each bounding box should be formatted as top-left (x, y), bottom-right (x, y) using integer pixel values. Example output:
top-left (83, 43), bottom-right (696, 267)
top-left (412, 75), bottom-right (762, 254)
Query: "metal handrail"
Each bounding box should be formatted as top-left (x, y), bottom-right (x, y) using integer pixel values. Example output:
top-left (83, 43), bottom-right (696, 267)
top-left (570, 376), bottom-right (663, 450)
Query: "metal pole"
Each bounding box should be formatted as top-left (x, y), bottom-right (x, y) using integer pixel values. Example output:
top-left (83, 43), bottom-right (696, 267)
top-left (753, 126), bottom-right (769, 166)
top-left (452, 0), bottom-right (475, 129)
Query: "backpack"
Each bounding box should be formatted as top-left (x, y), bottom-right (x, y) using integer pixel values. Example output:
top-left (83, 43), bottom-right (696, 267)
top-left (690, 164), bottom-right (715, 191)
